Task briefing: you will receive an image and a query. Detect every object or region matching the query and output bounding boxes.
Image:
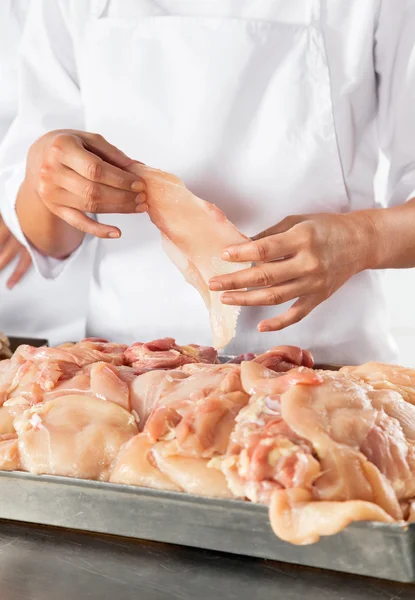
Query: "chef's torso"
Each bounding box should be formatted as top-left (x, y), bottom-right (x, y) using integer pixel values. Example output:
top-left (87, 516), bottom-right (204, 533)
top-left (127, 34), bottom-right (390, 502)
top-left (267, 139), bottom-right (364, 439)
top-left (64, 0), bottom-right (396, 364)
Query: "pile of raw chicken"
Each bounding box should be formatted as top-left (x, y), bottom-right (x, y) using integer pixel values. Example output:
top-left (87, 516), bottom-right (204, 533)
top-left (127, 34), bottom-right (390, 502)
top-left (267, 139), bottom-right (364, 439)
top-left (1, 336), bottom-right (415, 545)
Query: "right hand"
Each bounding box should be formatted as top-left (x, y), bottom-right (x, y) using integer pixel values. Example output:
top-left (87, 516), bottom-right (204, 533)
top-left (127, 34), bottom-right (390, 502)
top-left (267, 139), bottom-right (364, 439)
top-left (26, 130), bottom-right (147, 240)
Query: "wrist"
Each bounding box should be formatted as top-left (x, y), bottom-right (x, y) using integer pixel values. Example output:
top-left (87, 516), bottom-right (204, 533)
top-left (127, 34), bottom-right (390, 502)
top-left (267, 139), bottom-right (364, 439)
top-left (346, 210), bottom-right (382, 272)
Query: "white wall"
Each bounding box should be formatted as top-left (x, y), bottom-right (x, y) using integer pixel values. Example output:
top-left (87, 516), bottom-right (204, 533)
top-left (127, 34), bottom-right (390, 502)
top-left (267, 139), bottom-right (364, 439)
top-left (376, 156), bottom-right (415, 366)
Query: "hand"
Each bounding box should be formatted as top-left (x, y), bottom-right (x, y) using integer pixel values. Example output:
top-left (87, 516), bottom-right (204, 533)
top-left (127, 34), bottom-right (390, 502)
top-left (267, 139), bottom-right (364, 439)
top-left (0, 216), bottom-right (32, 289)
top-left (209, 212), bottom-right (377, 332)
top-left (26, 130), bottom-right (147, 240)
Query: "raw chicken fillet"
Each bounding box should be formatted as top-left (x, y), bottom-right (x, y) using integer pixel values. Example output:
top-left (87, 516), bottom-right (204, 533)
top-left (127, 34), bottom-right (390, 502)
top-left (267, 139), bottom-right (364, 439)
top-left (129, 164), bottom-right (251, 349)
top-left (2, 339), bottom-right (415, 547)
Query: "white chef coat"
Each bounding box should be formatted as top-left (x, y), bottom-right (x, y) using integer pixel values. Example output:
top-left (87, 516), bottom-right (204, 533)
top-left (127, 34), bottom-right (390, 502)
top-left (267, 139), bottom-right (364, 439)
top-left (0, 0), bottom-right (93, 345)
top-left (0, 0), bottom-right (414, 363)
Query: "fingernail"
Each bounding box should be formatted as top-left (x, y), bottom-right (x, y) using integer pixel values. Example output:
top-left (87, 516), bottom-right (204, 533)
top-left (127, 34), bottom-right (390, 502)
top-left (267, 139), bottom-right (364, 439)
top-left (108, 231), bottom-right (120, 239)
top-left (209, 281), bottom-right (223, 291)
top-left (221, 294), bottom-right (232, 304)
top-left (131, 180), bottom-right (145, 192)
top-left (258, 324), bottom-right (271, 332)
top-left (136, 203), bottom-right (149, 213)
top-left (221, 251), bottom-right (231, 261)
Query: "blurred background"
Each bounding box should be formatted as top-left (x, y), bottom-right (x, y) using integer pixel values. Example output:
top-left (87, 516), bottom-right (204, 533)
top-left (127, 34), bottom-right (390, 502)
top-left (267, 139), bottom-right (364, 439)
top-left (376, 155), bottom-right (415, 366)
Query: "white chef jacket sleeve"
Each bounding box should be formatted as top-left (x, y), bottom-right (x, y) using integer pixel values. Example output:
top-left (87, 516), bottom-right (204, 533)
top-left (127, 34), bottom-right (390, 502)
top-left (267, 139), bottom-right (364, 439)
top-left (0, 0), bottom-right (89, 279)
top-left (375, 0), bottom-right (415, 206)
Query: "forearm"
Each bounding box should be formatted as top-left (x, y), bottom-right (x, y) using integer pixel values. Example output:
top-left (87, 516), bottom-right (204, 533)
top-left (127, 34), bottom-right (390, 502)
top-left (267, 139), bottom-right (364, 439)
top-left (363, 199), bottom-right (415, 270)
top-left (16, 178), bottom-right (84, 259)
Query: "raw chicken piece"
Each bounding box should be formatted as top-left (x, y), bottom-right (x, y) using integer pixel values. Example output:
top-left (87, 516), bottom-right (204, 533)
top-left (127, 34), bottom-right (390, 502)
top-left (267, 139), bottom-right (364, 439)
top-left (269, 488), bottom-right (394, 545)
top-left (124, 338), bottom-right (218, 374)
top-left (15, 394), bottom-right (138, 480)
top-left (110, 433), bottom-right (181, 491)
top-left (114, 363), bottom-right (248, 498)
top-left (0, 353), bottom-right (28, 406)
top-left (254, 346), bottom-right (314, 372)
top-left (0, 406), bottom-right (16, 435)
top-left (341, 363), bottom-right (415, 406)
top-left (213, 386), bottom-right (321, 503)
top-left (227, 345), bottom-right (314, 373)
top-left (110, 434), bottom-right (233, 497)
top-left (13, 339), bottom-right (127, 368)
top-left (151, 442), bottom-right (233, 498)
top-left (240, 360), bottom-right (322, 396)
top-left (129, 369), bottom-right (189, 428)
top-left (144, 364), bottom-right (249, 458)
top-left (7, 359), bottom-right (64, 405)
top-left (0, 434), bottom-right (19, 471)
top-left (128, 164), bottom-right (251, 349)
top-left (281, 375), bottom-right (408, 518)
top-left (44, 362), bottom-right (140, 413)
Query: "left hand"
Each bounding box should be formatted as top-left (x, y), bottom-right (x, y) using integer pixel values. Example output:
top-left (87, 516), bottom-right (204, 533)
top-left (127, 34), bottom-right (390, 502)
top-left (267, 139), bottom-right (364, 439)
top-left (209, 212), bottom-right (377, 332)
top-left (0, 216), bottom-right (32, 289)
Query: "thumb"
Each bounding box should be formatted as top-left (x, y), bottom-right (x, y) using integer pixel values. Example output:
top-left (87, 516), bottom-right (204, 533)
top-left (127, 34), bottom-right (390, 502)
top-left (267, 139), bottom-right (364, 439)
top-left (252, 215), bottom-right (307, 241)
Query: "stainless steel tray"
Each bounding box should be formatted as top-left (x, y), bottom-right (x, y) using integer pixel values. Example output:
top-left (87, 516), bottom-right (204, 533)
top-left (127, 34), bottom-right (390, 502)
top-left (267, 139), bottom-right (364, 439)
top-left (0, 471), bottom-right (414, 583)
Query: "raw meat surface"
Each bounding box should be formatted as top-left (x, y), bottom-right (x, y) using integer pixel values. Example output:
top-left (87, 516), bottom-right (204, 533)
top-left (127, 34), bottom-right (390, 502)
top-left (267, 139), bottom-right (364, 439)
top-left (4, 339), bottom-right (415, 547)
top-left (14, 394), bottom-right (138, 480)
top-left (110, 433), bottom-right (181, 491)
top-left (341, 363), bottom-right (415, 406)
top-left (129, 164), bottom-right (251, 349)
top-left (269, 488), bottom-right (393, 545)
top-left (124, 338), bottom-right (218, 373)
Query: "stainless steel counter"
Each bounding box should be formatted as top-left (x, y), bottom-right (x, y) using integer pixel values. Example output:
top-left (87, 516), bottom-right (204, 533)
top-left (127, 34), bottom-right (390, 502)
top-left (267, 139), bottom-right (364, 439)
top-left (0, 520), bottom-right (413, 600)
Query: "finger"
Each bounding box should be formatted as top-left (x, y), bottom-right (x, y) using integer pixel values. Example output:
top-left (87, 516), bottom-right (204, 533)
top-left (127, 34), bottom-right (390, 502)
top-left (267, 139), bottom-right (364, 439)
top-left (53, 167), bottom-right (146, 213)
top-left (252, 215), bottom-right (308, 241)
top-left (51, 134), bottom-right (145, 192)
top-left (0, 238), bottom-right (21, 271)
top-left (209, 258), bottom-right (302, 291)
top-left (49, 203), bottom-right (123, 239)
top-left (220, 278), bottom-right (314, 307)
top-left (0, 223), bottom-right (11, 247)
top-left (7, 248), bottom-right (32, 289)
top-left (83, 132), bottom-right (136, 169)
top-left (222, 232), bottom-right (298, 263)
top-left (258, 295), bottom-right (321, 332)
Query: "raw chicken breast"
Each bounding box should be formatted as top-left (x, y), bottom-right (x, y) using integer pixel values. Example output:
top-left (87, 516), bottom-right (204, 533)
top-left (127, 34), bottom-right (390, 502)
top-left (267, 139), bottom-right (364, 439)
top-left (0, 435), bottom-right (19, 471)
top-left (269, 488), bottom-right (393, 545)
top-left (129, 369), bottom-right (189, 428)
top-left (14, 394), bottom-right (138, 480)
top-left (151, 442), bottom-right (233, 498)
top-left (0, 406), bottom-right (15, 435)
top-left (110, 433), bottom-right (181, 491)
top-left (213, 379), bottom-right (321, 503)
top-left (240, 360), bottom-right (322, 396)
top-left (144, 364), bottom-right (249, 458)
top-left (128, 164), bottom-right (251, 349)
top-left (281, 375), bottom-right (406, 518)
top-left (110, 434), bottom-right (233, 498)
top-left (341, 363), bottom-right (415, 406)
top-left (124, 338), bottom-right (218, 374)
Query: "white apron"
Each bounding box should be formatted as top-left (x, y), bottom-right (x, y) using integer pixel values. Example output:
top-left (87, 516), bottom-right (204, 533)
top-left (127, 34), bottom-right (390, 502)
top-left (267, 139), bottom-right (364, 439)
top-left (79, 0), bottom-right (397, 364)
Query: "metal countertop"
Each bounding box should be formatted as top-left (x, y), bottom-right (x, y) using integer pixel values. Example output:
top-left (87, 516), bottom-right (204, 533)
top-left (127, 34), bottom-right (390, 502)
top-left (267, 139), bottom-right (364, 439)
top-left (0, 521), bottom-right (413, 600)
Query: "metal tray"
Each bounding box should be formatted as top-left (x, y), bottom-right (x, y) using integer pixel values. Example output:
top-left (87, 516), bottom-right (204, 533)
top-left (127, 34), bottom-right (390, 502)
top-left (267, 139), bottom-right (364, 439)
top-left (0, 471), bottom-right (414, 583)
